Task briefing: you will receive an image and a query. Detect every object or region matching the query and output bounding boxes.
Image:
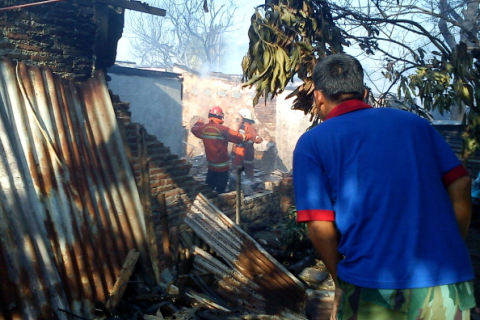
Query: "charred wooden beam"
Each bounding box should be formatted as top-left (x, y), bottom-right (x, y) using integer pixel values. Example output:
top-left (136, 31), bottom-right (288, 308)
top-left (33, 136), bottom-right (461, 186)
top-left (106, 249), bottom-right (140, 312)
top-left (95, 0), bottom-right (166, 16)
top-left (157, 193), bottom-right (173, 269)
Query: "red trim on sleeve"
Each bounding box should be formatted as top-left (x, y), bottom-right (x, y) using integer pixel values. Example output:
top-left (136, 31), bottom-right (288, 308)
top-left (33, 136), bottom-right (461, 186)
top-left (297, 209), bottom-right (335, 222)
top-left (442, 164), bottom-right (469, 187)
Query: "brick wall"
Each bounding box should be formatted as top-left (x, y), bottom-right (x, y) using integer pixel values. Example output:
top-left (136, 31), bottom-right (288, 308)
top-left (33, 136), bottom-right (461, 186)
top-left (255, 96), bottom-right (277, 133)
top-left (0, 0), bottom-right (123, 80)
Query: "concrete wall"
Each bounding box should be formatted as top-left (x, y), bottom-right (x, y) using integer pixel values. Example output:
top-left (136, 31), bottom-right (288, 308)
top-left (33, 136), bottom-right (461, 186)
top-left (275, 88), bottom-right (313, 171)
top-left (107, 66), bottom-right (185, 156)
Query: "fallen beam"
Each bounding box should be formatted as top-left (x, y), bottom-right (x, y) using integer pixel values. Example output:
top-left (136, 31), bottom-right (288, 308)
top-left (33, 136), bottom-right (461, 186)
top-left (106, 249), bottom-right (140, 312)
top-left (95, 0), bottom-right (166, 16)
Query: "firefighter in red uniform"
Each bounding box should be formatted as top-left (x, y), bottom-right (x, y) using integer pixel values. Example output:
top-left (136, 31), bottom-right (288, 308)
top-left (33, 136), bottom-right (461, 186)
top-left (191, 106), bottom-right (249, 193)
top-left (232, 108), bottom-right (263, 180)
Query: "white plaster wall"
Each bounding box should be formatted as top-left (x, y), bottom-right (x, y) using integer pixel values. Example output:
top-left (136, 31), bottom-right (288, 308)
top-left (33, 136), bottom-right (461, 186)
top-left (107, 69), bottom-right (184, 156)
top-left (275, 89), bottom-right (312, 171)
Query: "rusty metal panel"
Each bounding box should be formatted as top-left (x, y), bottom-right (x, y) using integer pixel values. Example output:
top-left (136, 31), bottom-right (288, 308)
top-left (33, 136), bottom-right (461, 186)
top-left (0, 58), bottom-right (151, 320)
top-left (185, 193), bottom-right (307, 319)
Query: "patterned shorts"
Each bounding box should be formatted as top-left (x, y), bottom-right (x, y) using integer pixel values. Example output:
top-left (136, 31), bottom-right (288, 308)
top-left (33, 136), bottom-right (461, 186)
top-left (336, 279), bottom-right (476, 320)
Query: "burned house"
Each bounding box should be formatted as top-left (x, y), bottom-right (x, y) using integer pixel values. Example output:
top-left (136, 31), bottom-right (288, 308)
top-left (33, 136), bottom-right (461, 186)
top-left (0, 1), bottom-right (322, 320)
top-left (106, 63), bottom-right (312, 174)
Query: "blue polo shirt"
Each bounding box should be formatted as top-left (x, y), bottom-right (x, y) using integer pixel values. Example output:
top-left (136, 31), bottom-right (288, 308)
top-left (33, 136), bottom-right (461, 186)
top-left (293, 100), bottom-right (474, 289)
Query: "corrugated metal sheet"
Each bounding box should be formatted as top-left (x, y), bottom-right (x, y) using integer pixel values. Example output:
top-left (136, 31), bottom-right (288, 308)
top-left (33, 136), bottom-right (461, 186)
top-left (0, 58), bottom-right (151, 320)
top-left (185, 193), bottom-right (307, 319)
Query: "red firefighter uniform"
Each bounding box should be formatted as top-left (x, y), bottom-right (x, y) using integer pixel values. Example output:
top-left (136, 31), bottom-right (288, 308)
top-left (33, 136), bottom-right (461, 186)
top-left (191, 106), bottom-right (248, 192)
top-left (232, 109), bottom-right (263, 179)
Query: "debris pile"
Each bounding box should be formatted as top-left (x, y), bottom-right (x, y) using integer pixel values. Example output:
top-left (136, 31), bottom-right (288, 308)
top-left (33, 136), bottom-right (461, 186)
top-left (92, 194), bottom-right (334, 320)
top-left (182, 194), bottom-right (307, 317)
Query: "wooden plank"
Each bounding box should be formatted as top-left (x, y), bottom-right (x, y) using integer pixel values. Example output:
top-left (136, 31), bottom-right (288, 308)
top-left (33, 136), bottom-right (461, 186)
top-left (95, 0), bottom-right (166, 16)
top-left (106, 249), bottom-right (140, 311)
top-left (157, 193), bottom-right (173, 269)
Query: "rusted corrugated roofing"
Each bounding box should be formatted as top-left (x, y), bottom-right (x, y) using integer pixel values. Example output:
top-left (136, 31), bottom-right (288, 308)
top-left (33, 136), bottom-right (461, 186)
top-left (0, 58), bottom-right (151, 320)
top-left (185, 193), bottom-right (307, 319)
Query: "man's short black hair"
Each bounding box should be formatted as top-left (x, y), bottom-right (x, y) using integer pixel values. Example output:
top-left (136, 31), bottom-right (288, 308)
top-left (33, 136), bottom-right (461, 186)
top-left (313, 54), bottom-right (365, 102)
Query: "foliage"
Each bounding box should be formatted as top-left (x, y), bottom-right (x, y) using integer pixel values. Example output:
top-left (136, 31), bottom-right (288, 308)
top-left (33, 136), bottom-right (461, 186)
top-left (280, 206), bottom-right (309, 256)
top-left (128, 0), bottom-right (238, 70)
top-left (243, 0), bottom-right (480, 158)
top-left (377, 93), bottom-right (434, 121)
top-left (241, 0), bottom-right (345, 120)
top-left (400, 44), bottom-right (480, 157)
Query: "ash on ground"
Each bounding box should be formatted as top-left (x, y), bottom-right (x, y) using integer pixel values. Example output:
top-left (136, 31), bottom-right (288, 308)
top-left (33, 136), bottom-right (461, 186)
top-left (189, 156), bottom-right (289, 196)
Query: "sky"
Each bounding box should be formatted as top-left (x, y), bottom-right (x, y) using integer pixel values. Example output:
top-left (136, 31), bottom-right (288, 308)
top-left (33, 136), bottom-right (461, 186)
top-left (114, 0), bottom-right (393, 93)
top-left (115, 0), bottom-right (263, 75)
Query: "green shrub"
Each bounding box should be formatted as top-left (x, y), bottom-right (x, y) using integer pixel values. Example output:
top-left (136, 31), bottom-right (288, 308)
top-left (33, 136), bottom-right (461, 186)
top-left (280, 206), bottom-right (310, 257)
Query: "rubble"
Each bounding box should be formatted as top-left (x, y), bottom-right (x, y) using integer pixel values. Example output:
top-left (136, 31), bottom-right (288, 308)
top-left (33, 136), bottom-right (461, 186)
top-left (92, 193), bottom-right (335, 320)
top-left (189, 155), bottom-right (287, 196)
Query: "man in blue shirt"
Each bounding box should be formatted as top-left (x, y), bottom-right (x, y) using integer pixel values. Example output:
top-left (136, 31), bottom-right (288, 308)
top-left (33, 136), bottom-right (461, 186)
top-left (293, 53), bottom-right (475, 319)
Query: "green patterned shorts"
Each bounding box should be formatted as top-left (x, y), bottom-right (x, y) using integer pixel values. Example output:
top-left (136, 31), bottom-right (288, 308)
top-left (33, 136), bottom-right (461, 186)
top-left (337, 279), bottom-right (476, 320)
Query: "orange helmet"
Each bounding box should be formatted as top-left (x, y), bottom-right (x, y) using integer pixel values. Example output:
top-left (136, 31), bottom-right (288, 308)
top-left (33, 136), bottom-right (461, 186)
top-left (208, 106), bottom-right (224, 119)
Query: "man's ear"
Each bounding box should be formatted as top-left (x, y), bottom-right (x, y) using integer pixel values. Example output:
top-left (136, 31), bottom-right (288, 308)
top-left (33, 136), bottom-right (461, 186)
top-left (314, 90), bottom-right (324, 109)
top-left (363, 88), bottom-right (369, 101)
